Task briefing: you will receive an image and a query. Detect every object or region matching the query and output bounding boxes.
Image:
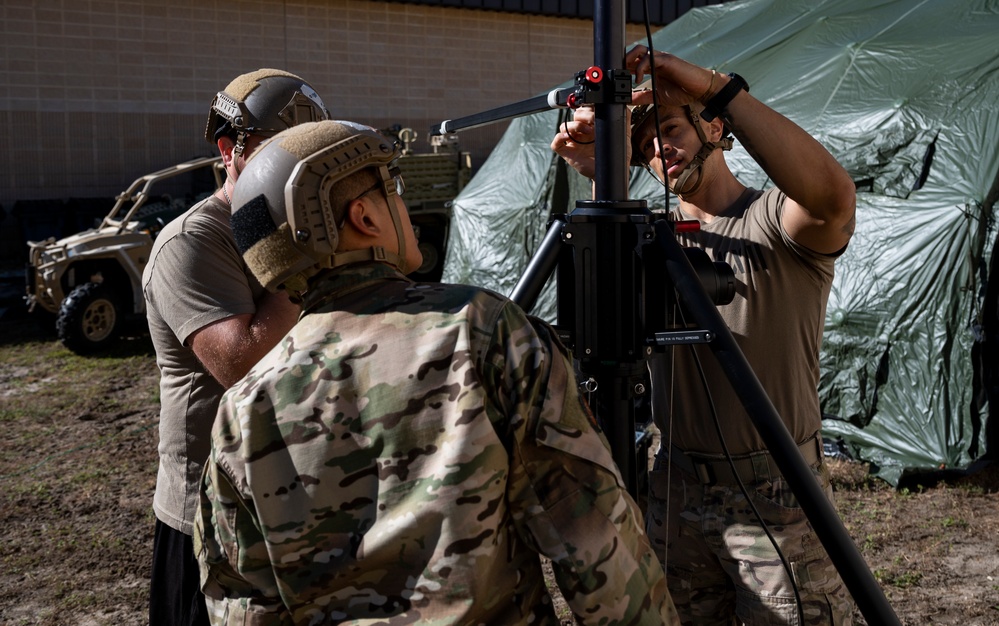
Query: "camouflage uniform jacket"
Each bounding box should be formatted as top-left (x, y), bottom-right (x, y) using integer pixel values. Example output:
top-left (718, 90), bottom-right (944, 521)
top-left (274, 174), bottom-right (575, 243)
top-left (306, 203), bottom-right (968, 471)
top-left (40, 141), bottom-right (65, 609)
top-left (195, 262), bottom-right (674, 625)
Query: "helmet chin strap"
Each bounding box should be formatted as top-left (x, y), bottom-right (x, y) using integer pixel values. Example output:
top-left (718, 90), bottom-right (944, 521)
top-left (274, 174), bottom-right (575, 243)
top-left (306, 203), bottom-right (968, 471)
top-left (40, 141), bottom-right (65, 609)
top-left (224, 132), bottom-right (249, 188)
top-left (660, 106), bottom-right (734, 200)
top-left (330, 245), bottom-right (407, 272)
top-left (233, 129), bottom-right (249, 159)
top-left (385, 195), bottom-right (411, 274)
top-left (670, 158), bottom-right (706, 198)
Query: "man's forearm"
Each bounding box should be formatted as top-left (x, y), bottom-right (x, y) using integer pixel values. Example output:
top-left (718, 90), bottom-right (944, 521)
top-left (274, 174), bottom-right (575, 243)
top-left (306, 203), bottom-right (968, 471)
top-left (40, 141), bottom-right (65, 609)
top-left (721, 86), bottom-right (855, 222)
top-left (191, 291), bottom-right (300, 387)
top-left (248, 290), bottom-right (300, 353)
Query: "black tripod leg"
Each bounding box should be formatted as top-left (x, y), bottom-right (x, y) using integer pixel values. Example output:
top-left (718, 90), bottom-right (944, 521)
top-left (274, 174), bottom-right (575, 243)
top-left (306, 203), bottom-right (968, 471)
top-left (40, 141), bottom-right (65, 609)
top-left (511, 218), bottom-right (564, 312)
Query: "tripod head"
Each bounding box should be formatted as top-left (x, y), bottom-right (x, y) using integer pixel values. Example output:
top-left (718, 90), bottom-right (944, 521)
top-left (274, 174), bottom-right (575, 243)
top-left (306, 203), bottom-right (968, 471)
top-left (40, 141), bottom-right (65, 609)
top-left (429, 65), bottom-right (631, 137)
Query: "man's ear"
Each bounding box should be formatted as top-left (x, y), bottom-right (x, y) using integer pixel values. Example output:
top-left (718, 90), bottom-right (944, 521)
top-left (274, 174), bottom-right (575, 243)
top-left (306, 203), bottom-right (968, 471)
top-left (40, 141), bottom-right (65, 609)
top-left (217, 137), bottom-right (239, 176)
top-left (217, 137), bottom-right (233, 160)
top-left (706, 117), bottom-right (726, 143)
top-left (344, 197), bottom-right (382, 237)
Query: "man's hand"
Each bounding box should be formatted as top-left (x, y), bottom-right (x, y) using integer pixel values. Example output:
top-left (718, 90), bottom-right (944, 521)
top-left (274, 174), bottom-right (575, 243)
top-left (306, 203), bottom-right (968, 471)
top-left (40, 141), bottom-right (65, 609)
top-left (626, 44), bottom-right (719, 109)
top-left (551, 106), bottom-right (598, 179)
top-left (551, 105), bottom-right (639, 180)
top-left (552, 44), bottom-right (719, 181)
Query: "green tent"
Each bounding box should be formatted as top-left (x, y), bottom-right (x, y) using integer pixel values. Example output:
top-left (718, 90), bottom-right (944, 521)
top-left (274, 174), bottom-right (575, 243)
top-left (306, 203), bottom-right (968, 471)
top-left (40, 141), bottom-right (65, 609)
top-left (441, 0), bottom-right (999, 484)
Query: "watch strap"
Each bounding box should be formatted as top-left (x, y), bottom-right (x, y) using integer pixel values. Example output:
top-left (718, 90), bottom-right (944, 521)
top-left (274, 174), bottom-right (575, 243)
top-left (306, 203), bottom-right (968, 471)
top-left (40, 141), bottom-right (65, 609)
top-left (701, 73), bottom-right (749, 122)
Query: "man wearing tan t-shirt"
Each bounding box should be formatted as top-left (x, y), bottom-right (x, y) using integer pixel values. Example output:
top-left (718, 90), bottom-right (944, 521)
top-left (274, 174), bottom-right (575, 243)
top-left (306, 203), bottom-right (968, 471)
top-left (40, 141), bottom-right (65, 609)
top-left (552, 46), bottom-right (857, 624)
top-left (142, 70), bottom-right (329, 626)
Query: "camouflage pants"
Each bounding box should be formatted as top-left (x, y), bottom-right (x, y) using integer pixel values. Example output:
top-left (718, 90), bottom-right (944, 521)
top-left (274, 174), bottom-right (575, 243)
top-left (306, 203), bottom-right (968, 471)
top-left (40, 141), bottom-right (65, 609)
top-left (645, 450), bottom-right (854, 625)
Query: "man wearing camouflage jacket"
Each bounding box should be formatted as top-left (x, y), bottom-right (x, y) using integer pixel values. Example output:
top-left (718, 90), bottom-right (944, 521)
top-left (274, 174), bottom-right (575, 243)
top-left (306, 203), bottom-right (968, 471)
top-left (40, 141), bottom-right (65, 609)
top-left (194, 120), bottom-right (678, 625)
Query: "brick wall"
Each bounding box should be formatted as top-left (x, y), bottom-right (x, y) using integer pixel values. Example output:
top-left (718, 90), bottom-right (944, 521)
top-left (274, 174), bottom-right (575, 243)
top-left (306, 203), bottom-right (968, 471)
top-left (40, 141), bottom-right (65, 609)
top-left (0, 0), bottom-right (648, 211)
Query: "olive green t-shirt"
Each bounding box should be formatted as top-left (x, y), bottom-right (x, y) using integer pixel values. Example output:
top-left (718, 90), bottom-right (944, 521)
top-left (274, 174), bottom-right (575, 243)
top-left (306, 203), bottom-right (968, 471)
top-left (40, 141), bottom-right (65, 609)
top-left (142, 195), bottom-right (263, 535)
top-left (649, 187), bottom-right (839, 455)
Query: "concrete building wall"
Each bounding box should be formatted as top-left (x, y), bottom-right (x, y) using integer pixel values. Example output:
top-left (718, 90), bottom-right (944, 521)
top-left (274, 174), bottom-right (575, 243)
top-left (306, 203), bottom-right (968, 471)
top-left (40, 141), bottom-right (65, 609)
top-left (0, 0), bottom-right (648, 214)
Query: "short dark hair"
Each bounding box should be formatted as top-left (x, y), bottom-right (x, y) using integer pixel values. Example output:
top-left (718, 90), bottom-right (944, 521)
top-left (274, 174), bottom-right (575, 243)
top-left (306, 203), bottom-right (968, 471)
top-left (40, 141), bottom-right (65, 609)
top-left (329, 168), bottom-right (381, 226)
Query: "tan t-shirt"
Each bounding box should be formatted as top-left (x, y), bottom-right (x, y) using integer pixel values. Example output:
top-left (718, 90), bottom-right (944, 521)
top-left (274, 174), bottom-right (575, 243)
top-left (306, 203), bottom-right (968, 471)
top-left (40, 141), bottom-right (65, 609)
top-left (649, 187), bottom-right (839, 455)
top-left (142, 195), bottom-right (263, 535)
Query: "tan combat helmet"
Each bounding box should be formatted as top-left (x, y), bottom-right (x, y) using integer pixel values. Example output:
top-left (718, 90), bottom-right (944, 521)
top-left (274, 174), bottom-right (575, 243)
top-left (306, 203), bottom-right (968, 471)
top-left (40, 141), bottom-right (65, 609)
top-left (230, 120), bottom-right (409, 297)
top-left (204, 69), bottom-right (331, 157)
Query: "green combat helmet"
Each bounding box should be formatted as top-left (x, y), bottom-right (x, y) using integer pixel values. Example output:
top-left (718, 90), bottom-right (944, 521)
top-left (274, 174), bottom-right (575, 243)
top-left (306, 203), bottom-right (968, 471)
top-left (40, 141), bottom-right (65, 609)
top-left (229, 120), bottom-right (409, 297)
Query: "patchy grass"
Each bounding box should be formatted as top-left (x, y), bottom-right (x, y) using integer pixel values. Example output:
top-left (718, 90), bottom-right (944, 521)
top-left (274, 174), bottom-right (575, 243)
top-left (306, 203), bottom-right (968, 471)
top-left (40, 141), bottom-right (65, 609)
top-left (1, 315), bottom-right (998, 625)
top-left (1, 317), bottom-right (159, 626)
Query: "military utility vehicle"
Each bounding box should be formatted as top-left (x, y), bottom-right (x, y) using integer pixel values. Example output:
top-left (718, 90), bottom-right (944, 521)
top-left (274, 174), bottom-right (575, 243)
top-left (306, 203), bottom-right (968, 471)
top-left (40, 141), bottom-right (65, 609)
top-left (383, 126), bottom-right (472, 282)
top-left (25, 157), bottom-right (223, 354)
top-left (25, 128), bottom-right (470, 355)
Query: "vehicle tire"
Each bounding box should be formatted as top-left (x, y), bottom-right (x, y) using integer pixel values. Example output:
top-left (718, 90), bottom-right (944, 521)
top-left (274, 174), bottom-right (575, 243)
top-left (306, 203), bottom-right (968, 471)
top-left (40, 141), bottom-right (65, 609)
top-left (57, 282), bottom-right (123, 354)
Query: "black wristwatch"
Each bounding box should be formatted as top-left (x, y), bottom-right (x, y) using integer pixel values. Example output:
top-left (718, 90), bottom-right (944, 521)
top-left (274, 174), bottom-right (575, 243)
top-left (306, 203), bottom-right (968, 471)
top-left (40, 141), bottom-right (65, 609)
top-left (700, 73), bottom-right (749, 122)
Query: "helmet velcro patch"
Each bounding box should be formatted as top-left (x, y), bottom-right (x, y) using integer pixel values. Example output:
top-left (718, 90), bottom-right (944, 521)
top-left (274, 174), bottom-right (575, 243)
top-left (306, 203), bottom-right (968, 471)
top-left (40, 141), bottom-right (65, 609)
top-left (243, 222), bottom-right (311, 293)
top-left (277, 122), bottom-right (357, 159)
top-left (224, 68), bottom-right (301, 100)
top-left (230, 194), bottom-right (277, 255)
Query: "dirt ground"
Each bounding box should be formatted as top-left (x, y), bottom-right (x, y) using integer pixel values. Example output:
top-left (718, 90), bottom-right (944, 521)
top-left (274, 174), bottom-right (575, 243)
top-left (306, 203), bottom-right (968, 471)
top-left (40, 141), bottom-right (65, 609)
top-left (1, 313), bottom-right (998, 625)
